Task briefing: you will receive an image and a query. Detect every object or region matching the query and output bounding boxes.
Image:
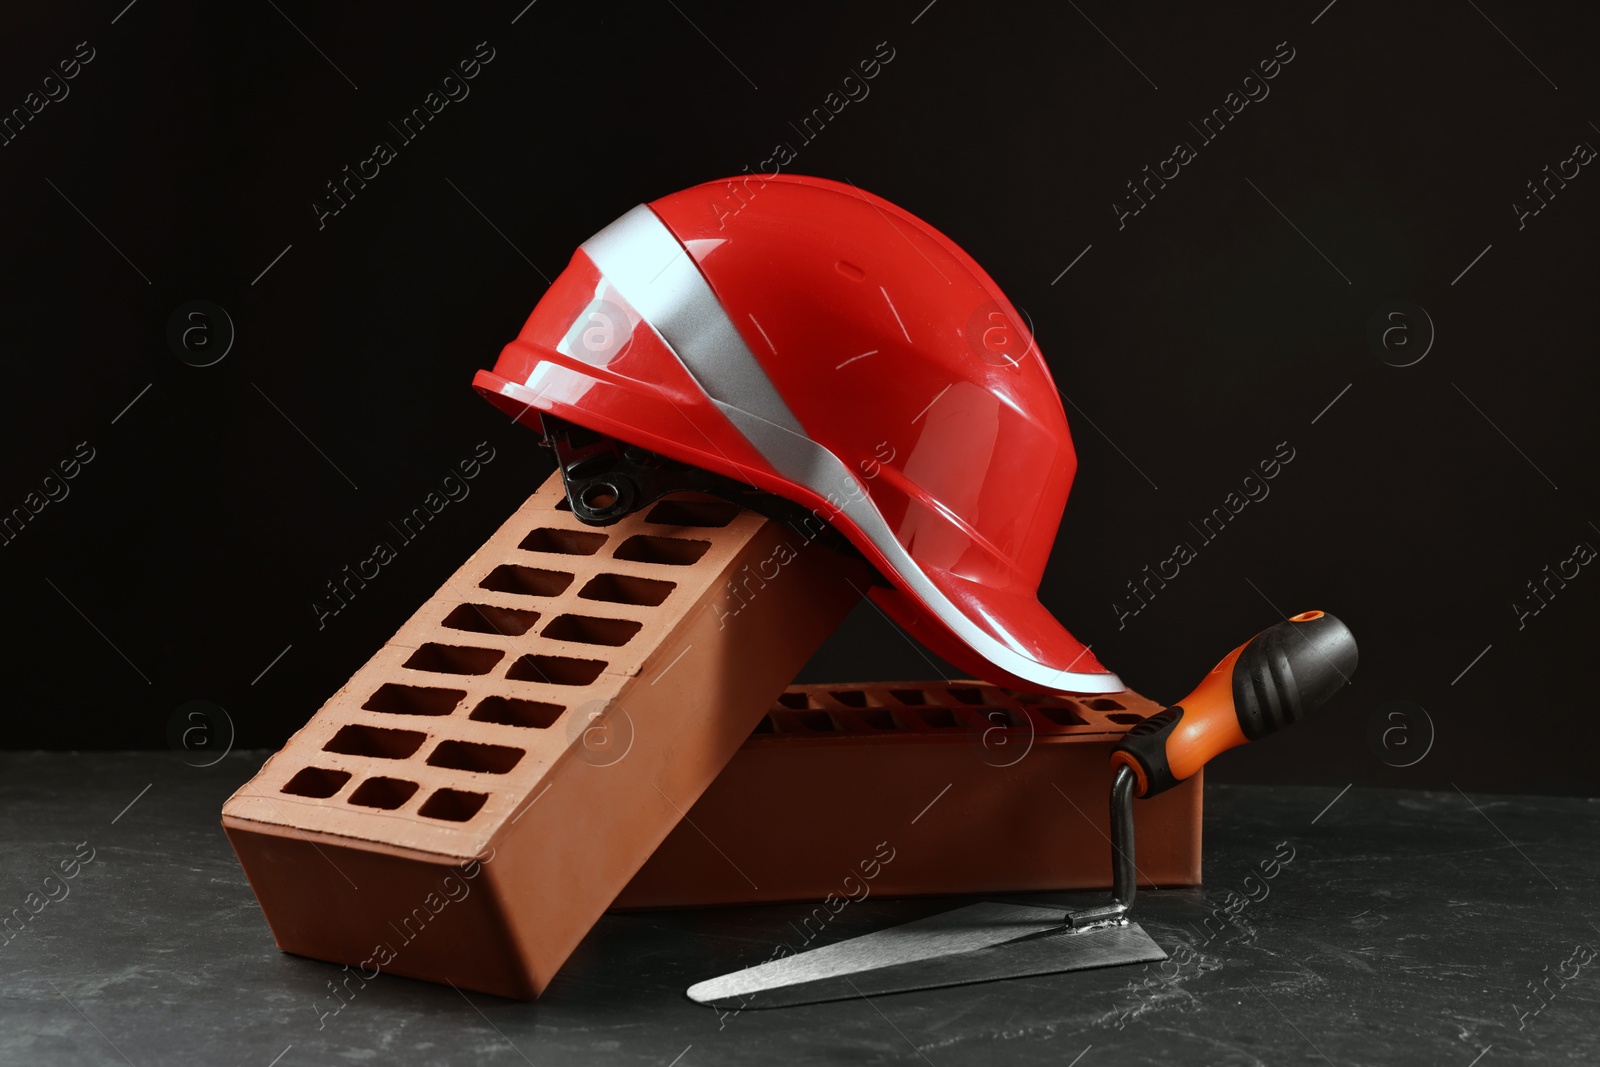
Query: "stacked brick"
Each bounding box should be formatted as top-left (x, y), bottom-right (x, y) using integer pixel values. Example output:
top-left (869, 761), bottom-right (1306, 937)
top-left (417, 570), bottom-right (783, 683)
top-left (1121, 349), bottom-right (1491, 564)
top-left (620, 682), bottom-right (1200, 908)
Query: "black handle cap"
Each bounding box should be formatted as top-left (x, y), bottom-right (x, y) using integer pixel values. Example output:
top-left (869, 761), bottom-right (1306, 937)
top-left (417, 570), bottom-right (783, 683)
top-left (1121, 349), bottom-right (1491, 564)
top-left (1232, 611), bottom-right (1358, 740)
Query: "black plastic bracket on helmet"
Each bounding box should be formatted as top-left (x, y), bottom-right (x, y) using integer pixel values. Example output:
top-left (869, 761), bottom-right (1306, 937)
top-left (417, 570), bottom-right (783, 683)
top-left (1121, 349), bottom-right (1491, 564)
top-left (539, 414), bottom-right (861, 559)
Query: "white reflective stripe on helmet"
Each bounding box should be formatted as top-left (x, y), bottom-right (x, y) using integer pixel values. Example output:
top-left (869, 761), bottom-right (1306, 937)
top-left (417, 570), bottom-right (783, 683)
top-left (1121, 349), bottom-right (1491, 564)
top-left (581, 205), bottom-right (808, 435)
top-left (580, 204), bottom-right (1124, 694)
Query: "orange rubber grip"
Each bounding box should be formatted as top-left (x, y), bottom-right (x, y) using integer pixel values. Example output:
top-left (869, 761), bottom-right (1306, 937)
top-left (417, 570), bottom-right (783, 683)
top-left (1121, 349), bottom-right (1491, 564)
top-left (1111, 611), bottom-right (1357, 798)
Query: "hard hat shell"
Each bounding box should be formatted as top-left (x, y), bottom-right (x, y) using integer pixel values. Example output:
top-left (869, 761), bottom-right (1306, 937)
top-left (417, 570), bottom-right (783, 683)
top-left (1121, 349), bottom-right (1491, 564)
top-left (475, 175), bottom-right (1122, 695)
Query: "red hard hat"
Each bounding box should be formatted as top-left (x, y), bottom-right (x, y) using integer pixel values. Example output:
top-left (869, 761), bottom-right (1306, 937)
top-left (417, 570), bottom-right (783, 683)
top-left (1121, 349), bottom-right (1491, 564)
top-left (474, 175), bottom-right (1123, 695)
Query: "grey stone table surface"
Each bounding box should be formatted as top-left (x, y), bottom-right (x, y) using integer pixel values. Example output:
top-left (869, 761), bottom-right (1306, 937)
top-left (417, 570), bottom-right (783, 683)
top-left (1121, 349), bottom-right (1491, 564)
top-left (2, 751), bottom-right (1597, 1066)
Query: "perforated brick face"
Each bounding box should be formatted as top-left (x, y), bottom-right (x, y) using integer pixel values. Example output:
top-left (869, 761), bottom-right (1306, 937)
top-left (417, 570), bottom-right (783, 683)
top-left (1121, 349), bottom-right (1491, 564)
top-left (617, 680), bottom-right (1202, 909)
top-left (756, 681), bottom-right (1152, 737)
top-left (223, 472), bottom-right (867, 997)
top-left (228, 477), bottom-right (786, 855)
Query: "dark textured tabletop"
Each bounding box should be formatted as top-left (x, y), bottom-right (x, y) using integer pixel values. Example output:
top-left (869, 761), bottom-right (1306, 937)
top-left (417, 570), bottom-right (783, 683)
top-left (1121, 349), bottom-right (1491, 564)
top-left (2, 751), bottom-right (1596, 1066)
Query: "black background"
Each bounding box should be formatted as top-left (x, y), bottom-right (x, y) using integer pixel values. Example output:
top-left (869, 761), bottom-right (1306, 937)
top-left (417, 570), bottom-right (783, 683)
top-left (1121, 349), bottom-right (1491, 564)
top-left (2, 1), bottom-right (1595, 795)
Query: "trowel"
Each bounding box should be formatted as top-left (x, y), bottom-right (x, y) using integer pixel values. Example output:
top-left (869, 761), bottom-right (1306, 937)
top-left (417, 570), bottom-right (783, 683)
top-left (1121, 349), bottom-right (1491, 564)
top-left (688, 610), bottom-right (1358, 1008)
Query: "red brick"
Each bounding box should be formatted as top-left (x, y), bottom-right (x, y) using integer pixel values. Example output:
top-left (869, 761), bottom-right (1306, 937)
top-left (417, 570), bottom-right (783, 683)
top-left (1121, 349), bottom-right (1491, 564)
top-left (223, 472), bottom-right (867, 998)
top-left (617, 682), bottom-right (1201, 908)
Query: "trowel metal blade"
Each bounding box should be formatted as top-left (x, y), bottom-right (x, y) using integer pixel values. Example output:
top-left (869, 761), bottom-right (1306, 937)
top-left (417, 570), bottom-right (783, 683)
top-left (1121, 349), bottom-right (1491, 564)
top-left (687, 902), bottom-right (1167, 1010)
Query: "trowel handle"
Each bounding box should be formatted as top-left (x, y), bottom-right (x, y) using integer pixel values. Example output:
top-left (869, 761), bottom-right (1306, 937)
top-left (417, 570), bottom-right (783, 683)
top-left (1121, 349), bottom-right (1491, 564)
top-left (1111, 611), bottom-right (1358, 798)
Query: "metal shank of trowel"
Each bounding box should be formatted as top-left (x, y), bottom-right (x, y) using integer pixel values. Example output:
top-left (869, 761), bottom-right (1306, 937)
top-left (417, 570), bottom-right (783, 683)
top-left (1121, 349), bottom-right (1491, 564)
top-left (1065, 764), bottom-right (1138, 929)
top-left (1063, 611), bottom-right (1360, 930)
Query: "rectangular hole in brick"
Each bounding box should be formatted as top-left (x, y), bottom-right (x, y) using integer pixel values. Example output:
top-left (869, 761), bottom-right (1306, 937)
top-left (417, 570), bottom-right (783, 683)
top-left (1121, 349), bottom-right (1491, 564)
top-left (612, 534), bottom-right (712, 566)
top-left (470, 696), bottom-right (564, 729)
top-left (402, 643), bottom-right (504, 676)
top-left (323, 724), bottom-right (425, 760)
top-left (480, 565), bottom-right (575, 598)
top-left (519, 527), bottom-right (607, 556)
top-left (752, 716), bottom-right (776, 734)
top-left (348, 776), bottom-right (419, 810)
top-left (1107, 712), bottom-right (1145, 725)
top-left (427, 739), bottom-right (526, 775)
top-left (917, 709), bottom-right (959, 729)
top-left (947, 687), bottom-right (986, 705)
top-left (861, 710), bottom-right (897, 730)
top-left (578, 573), bottom-right (675, 606)
top-left (890, 689), bottom-right (928, 706)
top-left (1085, 698), bottom-right (1126, 711)
top-left (797, 712), bottom-right (836, 732)
top-left (541, 613), bottom-right (643, 647)
top-left (363, 683), bottom-right (464, 717)
top-left (644, 499), bottom-right (740, 528)
top-left (829, 690), bottom-right (868, 707)
top-left (508, 653), bottom-right (607, 686)
top-left (442, 603), bottom-right (541, 637)
top-left (776, 692), bottom-right (813, 709)
top-left (418, 788), bottom-right (488, 822)
top-left (281, 767), bottom-right (350, 798)
top-left (1035, 704), bottom-right (1088, 727)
